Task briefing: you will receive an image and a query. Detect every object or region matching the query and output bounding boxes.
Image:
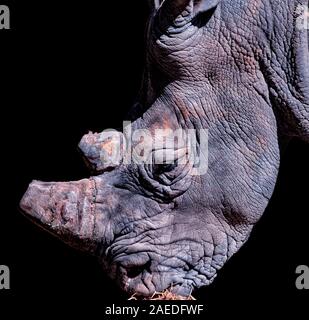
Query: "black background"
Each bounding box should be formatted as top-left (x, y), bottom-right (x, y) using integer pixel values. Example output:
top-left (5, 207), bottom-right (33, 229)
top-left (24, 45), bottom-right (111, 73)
top-left (1, 0), bottom-right (308, 317)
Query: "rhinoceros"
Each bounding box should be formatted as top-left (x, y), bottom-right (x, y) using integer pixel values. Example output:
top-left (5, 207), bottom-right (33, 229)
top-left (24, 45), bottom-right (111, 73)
top-left (20, 0), bottom-right (309, 297)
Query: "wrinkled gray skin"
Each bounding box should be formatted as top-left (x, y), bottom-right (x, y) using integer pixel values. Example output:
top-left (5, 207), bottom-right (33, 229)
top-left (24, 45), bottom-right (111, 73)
top-left (20, 0), bottom-right (309, 297)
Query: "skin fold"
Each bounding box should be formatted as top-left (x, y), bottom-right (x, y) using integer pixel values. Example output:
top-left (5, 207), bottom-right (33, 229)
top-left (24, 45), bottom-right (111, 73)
top-left (20, 0), bottom-right (309, 297)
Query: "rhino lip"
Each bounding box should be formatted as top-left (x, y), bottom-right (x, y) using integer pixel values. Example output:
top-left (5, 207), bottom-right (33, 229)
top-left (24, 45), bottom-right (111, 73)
top-left (115, 259), bottom-right (195, 298)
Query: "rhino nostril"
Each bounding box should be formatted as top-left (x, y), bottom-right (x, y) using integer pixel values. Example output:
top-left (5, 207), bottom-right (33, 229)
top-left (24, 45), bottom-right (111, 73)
top-left (126, 260), bottom-right (151, 279)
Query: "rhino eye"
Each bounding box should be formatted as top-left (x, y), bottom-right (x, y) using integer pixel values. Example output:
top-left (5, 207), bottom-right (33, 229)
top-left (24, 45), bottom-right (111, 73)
top-left (153, 162), bottom-right (177, 175)
top-left (150, 147), bottom-right (189, 182)
top-left (133, 148), bottom-right (192, 201)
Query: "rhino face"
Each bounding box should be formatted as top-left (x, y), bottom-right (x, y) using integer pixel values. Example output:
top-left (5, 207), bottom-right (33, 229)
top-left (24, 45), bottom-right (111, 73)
top-left (20, 0), bottom-right (309, 297)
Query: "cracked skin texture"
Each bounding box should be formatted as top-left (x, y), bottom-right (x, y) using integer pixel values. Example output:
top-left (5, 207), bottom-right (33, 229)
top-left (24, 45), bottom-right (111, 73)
top-left (20, 0), bottom-right (309, 297)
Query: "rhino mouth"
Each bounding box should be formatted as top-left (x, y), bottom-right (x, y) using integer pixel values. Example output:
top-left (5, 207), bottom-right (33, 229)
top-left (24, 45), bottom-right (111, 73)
top-left (101, 226), bottom-right (222, 298)
top-left (113, 261), bottom-right (196, 298)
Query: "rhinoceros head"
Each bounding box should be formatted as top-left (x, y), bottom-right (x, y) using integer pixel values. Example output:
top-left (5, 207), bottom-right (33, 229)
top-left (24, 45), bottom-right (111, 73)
top-left (20, 0), bottom-right (309, 297)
